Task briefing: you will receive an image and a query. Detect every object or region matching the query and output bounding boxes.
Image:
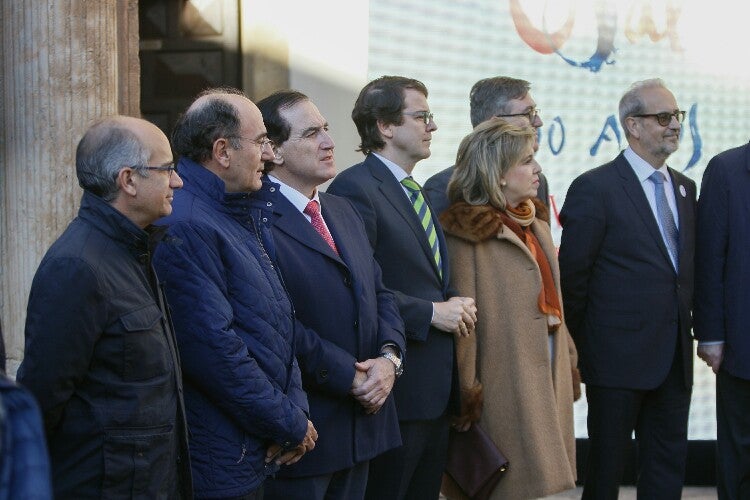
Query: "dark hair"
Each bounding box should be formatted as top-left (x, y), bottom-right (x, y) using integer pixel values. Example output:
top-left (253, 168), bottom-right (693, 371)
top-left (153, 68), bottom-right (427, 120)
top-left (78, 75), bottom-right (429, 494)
top-left (351, 76), bottom-right (428, 154)
top-left (76, 119), bottom-right (150, 201)
top-left (257, 90), bottom-right (309, 172)
top-left (469, 77), bottom-right (531, 128)
top-left (171, 87), bottom-right (246, 163)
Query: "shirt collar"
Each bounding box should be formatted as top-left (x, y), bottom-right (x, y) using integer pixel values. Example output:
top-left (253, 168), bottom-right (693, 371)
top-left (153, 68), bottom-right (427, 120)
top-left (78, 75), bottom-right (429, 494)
top-left (373, 152), bottom-right (411, 182)
top-left (624, 147), bottom-right (672, 185)
top-left (267, 174), bottom-right (319, 214)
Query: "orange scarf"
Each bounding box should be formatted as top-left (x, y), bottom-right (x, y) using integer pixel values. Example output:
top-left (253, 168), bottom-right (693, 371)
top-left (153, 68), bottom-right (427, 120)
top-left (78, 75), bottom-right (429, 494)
top-left (501, 200), bottom-right (562, 333)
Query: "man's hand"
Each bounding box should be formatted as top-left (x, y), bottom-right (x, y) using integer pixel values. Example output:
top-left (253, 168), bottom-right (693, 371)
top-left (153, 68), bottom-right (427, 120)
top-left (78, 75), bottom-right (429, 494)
top-left (351, 367), bottom-right (367, 392)
top-left (432, 296), bottom-right (477, 337)
top-left (266, 419), bottom-right (318, 466)
top-left (697, 343), bottom-right (724, 374)
top-left (351, 357), bottom-right (396, 414)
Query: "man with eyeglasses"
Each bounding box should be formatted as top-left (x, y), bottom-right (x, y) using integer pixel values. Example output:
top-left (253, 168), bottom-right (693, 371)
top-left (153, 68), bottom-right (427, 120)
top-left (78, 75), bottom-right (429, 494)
top-left (558, 78), bottom-right (696, 499)
top-left (18, 116), bottom-right (192, 498)
top-left (328, 76), bottom-right (477, 500)
top-left (151, 88), bottom-right (318, 499)
top-left (424, 76), bottom-right (550, 216)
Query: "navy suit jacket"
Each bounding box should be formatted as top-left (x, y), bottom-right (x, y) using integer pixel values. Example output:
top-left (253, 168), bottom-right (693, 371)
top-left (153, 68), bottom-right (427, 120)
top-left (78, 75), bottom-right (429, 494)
top-left (694, 143), bottom-right (750, 380)
top-left (558, 152), bottom-right (695, 390)
top-left (327, 154), bottom-right (459, 420)
top-left (260, 179), bottom-right (405, 476)
top-left (424, 165), bottom-right (550, 216)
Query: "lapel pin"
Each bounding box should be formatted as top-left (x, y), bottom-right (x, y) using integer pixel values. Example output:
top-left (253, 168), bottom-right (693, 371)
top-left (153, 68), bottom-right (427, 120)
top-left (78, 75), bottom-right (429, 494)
top-left (679, 185), bottom-right (686, 197)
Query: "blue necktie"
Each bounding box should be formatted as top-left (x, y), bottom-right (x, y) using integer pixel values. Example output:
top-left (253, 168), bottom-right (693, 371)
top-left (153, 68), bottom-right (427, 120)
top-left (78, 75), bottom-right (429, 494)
top-left (401, 177), bottom-right (442, 278)
top-left (649, 171), bottom-right (679, 269)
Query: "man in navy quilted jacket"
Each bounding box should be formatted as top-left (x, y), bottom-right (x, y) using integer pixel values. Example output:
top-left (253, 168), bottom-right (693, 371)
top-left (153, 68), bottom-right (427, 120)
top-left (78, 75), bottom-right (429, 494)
top-left (153, 88), bottom-right (318, 499)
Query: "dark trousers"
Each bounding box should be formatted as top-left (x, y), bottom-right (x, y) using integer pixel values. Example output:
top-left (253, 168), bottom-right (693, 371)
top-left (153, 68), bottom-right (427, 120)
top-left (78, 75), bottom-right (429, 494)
top-left (717, 369), bottom-right (750, 500)
top-left (263, 460), bottom-right (369, 500)
top-left (365, 415), bottom-right (450, 500)
top-left (582, 350), bottom-right (691, 500)
top-left (217, 485), bottom-right (263, 500)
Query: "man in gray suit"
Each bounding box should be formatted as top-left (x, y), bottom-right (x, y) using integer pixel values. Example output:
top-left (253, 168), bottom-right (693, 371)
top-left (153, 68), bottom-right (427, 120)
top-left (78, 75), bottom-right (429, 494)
top-left (424, 76), bottom-right (549, 215)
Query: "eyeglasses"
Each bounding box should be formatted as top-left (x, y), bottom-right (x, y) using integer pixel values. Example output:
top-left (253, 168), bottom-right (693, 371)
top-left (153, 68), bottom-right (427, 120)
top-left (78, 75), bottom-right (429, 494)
top-left (631, 111), bottom-right (686, 127)
top-left (235, 136), bottom-right (275, 151)
top-left (496, 108), bottom-right (540, 123)
top-left (140, 163), bottom-right (179, 178)
top-left (403, 111), bottom-right (435, 125)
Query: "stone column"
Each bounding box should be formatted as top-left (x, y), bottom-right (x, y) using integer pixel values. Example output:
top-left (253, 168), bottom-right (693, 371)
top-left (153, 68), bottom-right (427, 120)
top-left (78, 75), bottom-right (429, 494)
top-left (0, 0), bottom-right (140, 376)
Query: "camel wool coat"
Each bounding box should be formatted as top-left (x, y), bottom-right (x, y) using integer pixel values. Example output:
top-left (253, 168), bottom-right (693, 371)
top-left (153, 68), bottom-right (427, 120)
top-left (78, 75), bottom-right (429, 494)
top-left (440, 202), bottom-right (577, 500)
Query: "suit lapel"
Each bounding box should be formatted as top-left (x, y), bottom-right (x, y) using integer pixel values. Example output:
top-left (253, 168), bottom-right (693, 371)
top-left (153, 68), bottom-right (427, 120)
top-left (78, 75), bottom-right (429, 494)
top-left (668, 167), bottom-right (692, 269)
top-left (366, 155), bottom-right (443, 280)
top-left (615, 154), bottom-right (675, 270)
top-left (272, 194), bottom-right (345, 264)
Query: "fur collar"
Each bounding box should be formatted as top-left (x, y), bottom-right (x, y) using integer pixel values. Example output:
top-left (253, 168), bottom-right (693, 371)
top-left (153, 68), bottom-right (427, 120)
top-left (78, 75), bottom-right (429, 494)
top-left (439, 198), bottom-right (549, 243)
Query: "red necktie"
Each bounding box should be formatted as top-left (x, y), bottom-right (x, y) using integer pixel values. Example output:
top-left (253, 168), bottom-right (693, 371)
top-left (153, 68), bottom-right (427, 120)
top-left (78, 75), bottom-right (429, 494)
top-left (304, 200), bottom-right (339, 255)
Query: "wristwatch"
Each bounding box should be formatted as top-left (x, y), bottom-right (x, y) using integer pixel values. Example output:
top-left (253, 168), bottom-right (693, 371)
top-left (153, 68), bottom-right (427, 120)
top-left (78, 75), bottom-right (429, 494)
top-left (380, 351), bottom-right (403, 378)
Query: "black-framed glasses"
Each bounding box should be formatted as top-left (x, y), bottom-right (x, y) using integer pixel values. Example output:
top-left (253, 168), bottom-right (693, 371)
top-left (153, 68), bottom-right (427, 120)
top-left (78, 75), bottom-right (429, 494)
top-left (631, 110), bottom-right (686, 127)
top-left (235, 136), bottom-right (275, 151)
top-left (141, 163), bottom-right (178, 178)
top-left (497, 108), bottom-right (540, 123)
top-left (403, 111), bottom-right (435, 125)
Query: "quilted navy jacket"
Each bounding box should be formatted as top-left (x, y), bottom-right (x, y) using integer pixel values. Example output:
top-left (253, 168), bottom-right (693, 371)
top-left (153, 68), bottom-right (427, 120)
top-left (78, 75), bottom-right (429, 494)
top-left (153, 158), bottom-right (309, 498)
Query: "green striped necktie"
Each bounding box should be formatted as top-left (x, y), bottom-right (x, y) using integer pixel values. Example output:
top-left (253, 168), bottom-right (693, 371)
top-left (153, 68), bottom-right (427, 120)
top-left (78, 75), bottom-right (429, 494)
top-left (401, 176), bottom-right (442, 278)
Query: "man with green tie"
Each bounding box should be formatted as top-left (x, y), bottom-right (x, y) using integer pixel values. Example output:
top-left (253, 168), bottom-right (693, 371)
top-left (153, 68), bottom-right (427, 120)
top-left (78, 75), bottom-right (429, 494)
top-left (328, 75), bottom-right (477, 500)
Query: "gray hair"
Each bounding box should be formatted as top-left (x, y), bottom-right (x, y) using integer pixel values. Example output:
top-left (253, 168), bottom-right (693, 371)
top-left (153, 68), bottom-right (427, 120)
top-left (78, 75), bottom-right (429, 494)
top-left (618, 78), bottom-right (669, 138)
top-left (76, 120), bottom-right (151, 202)
top-left (469, 77), bottom-right (531, 128)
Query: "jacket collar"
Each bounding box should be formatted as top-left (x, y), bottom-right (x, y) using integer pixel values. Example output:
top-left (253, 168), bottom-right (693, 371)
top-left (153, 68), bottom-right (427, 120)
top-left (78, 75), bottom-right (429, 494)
top-left (177, 157), bottom-right (259, 219)
top-left (78, 191), bottom-right (150, 254)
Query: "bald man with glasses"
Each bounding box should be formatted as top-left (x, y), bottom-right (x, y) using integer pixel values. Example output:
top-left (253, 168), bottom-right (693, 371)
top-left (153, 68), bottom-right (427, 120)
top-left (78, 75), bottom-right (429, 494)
top-left (558, 78), bottom-right (696, 499)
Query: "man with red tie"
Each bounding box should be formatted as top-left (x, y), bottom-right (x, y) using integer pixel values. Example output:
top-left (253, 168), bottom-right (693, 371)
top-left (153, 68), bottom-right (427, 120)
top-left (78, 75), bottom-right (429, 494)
top-left (257, 90), bottom-right (406, 500)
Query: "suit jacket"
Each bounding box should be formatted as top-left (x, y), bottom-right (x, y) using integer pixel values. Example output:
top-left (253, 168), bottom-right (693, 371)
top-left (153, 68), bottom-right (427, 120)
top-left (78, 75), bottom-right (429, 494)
top-left (424, 165), bottom-right (550, 216)
top-left (694, 143), bottom-right (750, 380)
top-left (260, 180), bottom-right (405, 476)
top-left (327, 153), bottom-right (459, 420)
top-left (558, 152), bottom-right (695, 389)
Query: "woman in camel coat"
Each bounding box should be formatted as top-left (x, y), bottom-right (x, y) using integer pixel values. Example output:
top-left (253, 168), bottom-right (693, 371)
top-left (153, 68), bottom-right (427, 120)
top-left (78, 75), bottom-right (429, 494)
top-left (440, 119), bottom-right (578, 499)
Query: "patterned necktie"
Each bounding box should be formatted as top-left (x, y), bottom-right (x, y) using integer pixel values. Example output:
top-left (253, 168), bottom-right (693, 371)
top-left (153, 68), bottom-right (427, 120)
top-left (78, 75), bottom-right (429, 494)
top-left (304, 200), bottom-right (339, 255)
top-left (401, 176), bottom-right (442, 278)
top-left (649, 171), bottom-right (679, 269)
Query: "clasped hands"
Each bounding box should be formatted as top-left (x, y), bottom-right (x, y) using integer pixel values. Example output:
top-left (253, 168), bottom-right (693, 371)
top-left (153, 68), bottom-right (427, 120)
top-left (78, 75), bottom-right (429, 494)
top-left (433, 296), bottom-right (477, 337)
top-left (265, 419), bottom-right (318, 467)
top-left (350, 356), bottom-right (396, 414)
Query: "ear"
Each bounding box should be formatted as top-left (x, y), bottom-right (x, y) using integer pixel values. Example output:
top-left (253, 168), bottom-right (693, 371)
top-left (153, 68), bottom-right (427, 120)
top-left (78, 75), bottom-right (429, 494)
top-left (213, 138), bottom-right (232, 168)
top-left (116, 167), bottom-right (138, 197)
top-left (270, 146), bottom-right (285, 167)
top-left (376, 119), bottom-right (394, 140)
top-left (624, 116), bottom-right (640, 140)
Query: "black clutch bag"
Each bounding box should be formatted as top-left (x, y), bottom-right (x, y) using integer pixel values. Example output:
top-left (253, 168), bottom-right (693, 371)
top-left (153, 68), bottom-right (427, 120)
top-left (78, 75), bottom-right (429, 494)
top-left (445, 423), bottom-right (509, 500)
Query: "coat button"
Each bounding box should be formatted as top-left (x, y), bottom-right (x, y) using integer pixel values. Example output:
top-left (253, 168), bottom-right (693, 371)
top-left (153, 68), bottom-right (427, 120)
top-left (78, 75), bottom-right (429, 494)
top-left (320, 369), bottom-right (329, 379)
top-left (270, 187), bottom-right (276, 192)
top-left (267, 202), bottom-right (272, 207)
top-left (343, 276), bottom-right (352, 287)
top-left (353, 319), bottom-right (359, 329)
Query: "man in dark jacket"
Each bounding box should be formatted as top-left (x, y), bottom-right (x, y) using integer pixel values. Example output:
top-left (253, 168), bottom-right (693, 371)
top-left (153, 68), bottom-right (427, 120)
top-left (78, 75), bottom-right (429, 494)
top-left (257, 90), bottom-right (406, 500)
top-left (328, 76), bottom-right (477, 500)
top-left (152, 88), bottom-right (318, 499)
top-left (17, 116), bottom-right (192, 498)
